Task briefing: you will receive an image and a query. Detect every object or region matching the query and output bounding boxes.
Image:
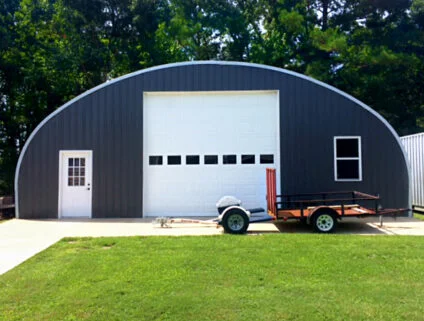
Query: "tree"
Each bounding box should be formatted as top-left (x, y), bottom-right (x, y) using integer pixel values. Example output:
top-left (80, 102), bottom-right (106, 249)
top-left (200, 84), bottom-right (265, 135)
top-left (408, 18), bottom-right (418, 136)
top-left (307, 0), bottom-right (424, 134)
top-left (1, 0), bottom-right (424, 195)
top-left (0, 0), bottom-right (20, 193)
top-left (158, 0), bottom-right (259, 61)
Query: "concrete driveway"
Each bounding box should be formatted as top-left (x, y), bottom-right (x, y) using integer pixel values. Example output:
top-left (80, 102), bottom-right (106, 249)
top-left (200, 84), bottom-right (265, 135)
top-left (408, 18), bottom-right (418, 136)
top-left (1, 216), bottom-right (424, 275)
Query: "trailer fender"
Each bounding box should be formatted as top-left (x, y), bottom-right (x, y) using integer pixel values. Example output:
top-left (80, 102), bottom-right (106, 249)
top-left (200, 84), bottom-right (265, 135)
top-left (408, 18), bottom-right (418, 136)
top-left (218, 206), bottom-right (251, 222)
top-left (307, 207), bottom-right (339, 225)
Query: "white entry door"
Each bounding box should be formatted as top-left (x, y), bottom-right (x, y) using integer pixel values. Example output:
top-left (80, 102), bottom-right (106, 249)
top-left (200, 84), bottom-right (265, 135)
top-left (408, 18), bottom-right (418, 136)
top-left (59, 150), bottom-right (93, 218)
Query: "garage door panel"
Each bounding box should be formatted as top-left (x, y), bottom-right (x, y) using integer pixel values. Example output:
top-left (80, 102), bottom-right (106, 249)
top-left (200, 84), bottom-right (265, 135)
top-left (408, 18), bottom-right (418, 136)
top-left (143, 91), bottom-right (280, 216)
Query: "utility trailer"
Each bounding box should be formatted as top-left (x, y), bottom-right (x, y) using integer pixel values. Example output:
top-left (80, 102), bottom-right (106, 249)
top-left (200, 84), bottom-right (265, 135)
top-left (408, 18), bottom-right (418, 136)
top-left (265, 168), bottom-right (409, 233)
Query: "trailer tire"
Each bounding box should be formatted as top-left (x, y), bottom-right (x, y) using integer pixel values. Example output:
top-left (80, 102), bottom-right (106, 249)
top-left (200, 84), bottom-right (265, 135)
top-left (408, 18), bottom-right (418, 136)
top-left (222, 209), bottom-right (249, 234)
top-left (312, 211), bottom-right (337, 233)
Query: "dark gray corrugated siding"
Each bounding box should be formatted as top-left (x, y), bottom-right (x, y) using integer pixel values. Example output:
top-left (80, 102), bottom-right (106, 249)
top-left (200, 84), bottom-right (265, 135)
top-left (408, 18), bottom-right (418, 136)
top-left (17, 63), bottom-right (409, 218)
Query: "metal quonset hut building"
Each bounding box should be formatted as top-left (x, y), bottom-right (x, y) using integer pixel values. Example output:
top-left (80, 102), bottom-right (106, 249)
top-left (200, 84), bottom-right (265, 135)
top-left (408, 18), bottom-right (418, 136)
top-left (15, 61), bottom-right (410, 219)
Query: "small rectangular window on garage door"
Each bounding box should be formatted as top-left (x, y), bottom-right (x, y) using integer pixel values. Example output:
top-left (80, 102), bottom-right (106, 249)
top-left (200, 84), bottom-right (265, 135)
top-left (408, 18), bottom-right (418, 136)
top-left (186, 155), bottom-right (199, 165)
top-left (334, 136), bottom-right (362, 181)
top-left (242, 154), bottom-right (255, 164)
top-left (204, 155), bottom-right (218, 165)
top-left (223, 155), bottom-right (237, 164)
top-left (168, 155), bottom-right (181, 165)
top-left (260, 154), bottom-right (274, 164)
top-left (149, 156), bottom-right (163, 165)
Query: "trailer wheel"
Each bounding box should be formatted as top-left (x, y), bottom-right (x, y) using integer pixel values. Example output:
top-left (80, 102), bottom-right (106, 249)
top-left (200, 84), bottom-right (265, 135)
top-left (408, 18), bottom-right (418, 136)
top-left (222, 209), bottom-right (249, 234)
top-left (312, 212), bottom-right (337, 233)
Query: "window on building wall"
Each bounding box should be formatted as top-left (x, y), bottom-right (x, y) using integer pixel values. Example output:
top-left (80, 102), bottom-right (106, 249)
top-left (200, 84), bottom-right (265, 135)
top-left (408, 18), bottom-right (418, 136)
top-left (334, 137), bottom-right (362, 181)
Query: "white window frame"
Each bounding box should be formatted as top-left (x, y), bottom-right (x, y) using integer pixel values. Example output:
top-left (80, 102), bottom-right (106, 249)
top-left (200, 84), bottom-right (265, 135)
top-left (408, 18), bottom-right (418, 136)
top-left (334, 136), bottom-right (362, 182)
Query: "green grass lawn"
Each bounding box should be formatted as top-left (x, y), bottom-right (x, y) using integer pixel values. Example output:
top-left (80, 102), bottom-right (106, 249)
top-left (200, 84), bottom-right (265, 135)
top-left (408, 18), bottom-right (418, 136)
top-left (1, 235), bottom-right (424, 321)
top-left (414, 212), bottom-right (424, 221)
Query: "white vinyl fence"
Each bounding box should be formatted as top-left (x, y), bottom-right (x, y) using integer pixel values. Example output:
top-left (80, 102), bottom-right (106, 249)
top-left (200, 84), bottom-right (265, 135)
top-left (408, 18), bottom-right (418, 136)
top-left (401, 133), bottom-right (424, 208)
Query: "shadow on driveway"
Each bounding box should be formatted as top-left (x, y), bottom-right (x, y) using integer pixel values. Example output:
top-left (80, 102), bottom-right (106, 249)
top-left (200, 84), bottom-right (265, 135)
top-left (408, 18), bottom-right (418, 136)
top-left (250, 217), bottom-right (387, 235)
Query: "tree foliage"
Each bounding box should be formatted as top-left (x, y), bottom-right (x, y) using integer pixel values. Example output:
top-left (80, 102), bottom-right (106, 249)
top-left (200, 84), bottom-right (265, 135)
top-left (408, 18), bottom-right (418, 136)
top-left (1, 0), bottom-right (424, 193)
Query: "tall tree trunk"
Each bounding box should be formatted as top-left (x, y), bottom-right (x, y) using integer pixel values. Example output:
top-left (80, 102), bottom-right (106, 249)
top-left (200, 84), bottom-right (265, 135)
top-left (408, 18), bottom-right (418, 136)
top-left (321, 0), bottom-right (329, 30)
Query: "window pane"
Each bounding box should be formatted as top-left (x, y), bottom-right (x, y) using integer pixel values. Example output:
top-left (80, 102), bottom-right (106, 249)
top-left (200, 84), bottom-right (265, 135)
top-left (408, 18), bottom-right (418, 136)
top-left (80, 168), bottom-right (85, 177)
top-left (74, 177), bottom-right (80, 186)
top-left (337, 160), bottom-right (359, 179)
top-left (80, 158), bottom-right (85, 166)
top-left (149, 156), bottom-right (163, 165)
top-left (80, 177), bottom-right (85, 186)
top-left (74, 168), bottom-right (80, 176)
top-left (242, 154), bottom-right (255, 164)
top-left (68, 177), bottom-right (73, 186)
top-left (68, 168), bottom-right (73, 176)
top-left (74, 158), bottom-right (80, 166)
top-left (204, 155), bottom-right (218, 165)
top-left (336, 139), bottom-right (359, 158)
top-left (186, 155), bottom-right (199, 165)
top-left (68, 158), bottom-right (74, 166)
top-left (168, 155), bottom-right (181, 165)
top-left (260, 154), bottom-right (274, 164)
top-left (223, 155), bottom-right (237, 164)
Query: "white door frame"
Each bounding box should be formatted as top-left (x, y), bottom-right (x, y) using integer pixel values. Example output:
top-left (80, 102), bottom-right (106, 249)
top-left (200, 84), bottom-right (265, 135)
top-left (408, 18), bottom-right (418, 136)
top-left (58, 150), bottom-right (93, 218)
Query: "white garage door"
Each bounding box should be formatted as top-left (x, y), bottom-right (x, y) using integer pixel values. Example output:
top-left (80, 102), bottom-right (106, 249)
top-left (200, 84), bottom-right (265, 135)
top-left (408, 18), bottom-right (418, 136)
top-left (143, 91), bottom-right (280, 216)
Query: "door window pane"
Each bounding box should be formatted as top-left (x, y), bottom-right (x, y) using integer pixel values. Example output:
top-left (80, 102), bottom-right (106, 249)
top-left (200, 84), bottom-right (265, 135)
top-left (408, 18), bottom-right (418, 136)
top-left (67, 157), bottom-right (87, 186)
